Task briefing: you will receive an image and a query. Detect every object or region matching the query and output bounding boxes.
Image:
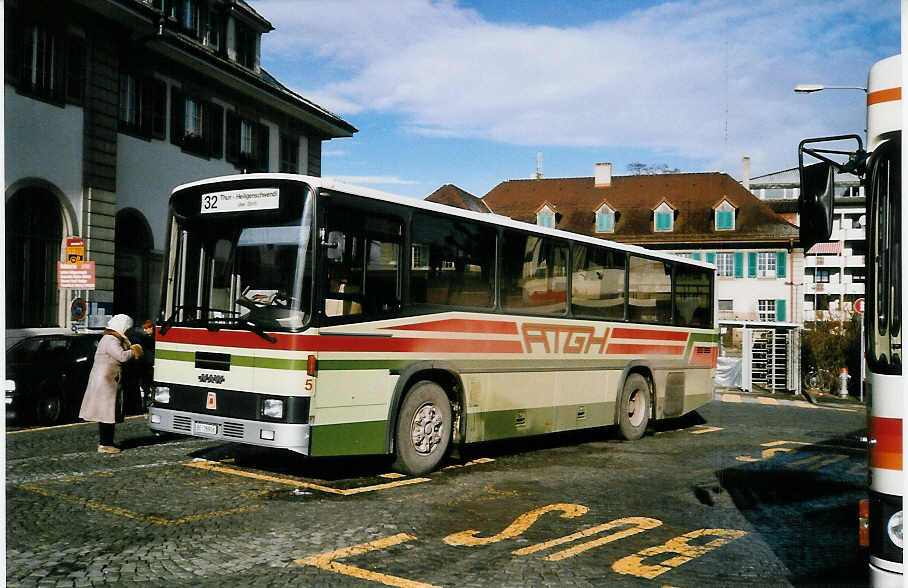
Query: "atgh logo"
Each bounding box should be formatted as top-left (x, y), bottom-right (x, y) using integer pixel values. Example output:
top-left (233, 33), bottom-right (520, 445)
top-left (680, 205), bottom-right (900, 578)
top-left (198, 373), bottom-right (226, 384)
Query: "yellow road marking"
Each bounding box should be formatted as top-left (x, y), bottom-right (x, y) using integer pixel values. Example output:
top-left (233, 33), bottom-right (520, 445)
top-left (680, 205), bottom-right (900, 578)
top-left (757, 397), bottom-right (779, 405)
top-left (18, 482), bottom-right (262, 525)
top-left (296, 533), bottom-right (438, 588)
top-left (736, 447), bottom-right (793, 462)
top-left (184, 460), bottom-right (431, 495)
top-left (612, 528), bottom-right (748, 579)
top-left (380, 473), bottom-right (407, 479)
top-left (513, 516), bottom-right (662, 561)
top-left (721, 393), bottom-right (741, 402)
top-left (690, 426), bottom-right (723, 435)
top-left (443, 457), bottom-right (495, 470)
top-left (786, 454), bottom-right (849, 471)
top-left (444, 503), bottom-right (588, 547)
top-left (6, 414), bottom-right (146, 435)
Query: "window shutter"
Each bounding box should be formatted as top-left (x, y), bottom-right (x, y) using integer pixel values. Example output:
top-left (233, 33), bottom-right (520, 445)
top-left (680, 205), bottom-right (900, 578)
top-left (52, 31), bottom-right (65, 101)
top-left (149, 79), bottom-right (166, 139)
top-left (733, 252), bottom-right (744, 278)
top-left (170, 87), bottom-right (184, 146)
top-left (64, 35), bottom-right (85, 104)
top-left (208, 102), bottom-right (223, 159)
top-left (692, 252), bottom-right (701, 261)
top-left (747, 252), bottom-right (757, 278)
top-left (776, 251), bottom-right (787, 278)
top-left (225, 111), bottom-right (239, 164)
top-left (706, 252), bottom-right (715, 264)
top-left (775, 299), bottom-right (786, 322)
top-left (256, 122), bottom-right (270, 172)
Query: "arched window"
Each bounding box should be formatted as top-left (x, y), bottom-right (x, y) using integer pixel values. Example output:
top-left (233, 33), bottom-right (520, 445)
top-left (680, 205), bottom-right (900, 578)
top-left (6, 187), bottom-right (63, 327)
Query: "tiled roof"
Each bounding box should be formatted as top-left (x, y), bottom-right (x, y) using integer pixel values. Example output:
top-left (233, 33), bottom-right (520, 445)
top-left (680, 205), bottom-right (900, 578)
top-left (425, 184), bottom-right (491, 214)
top-left (482, 172), bottom-right (799, 245)
top-left (807, 241), bottom-right (843, 255)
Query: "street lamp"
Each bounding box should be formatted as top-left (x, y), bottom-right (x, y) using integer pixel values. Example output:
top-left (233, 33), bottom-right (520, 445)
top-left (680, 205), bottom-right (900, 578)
top-left (794, 84), bottom-right (867, 94)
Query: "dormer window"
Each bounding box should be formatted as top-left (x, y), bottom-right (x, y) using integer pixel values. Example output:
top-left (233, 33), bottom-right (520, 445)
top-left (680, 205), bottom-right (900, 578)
top-left (235, 21), bottom-right (257, 69)
top-left (714, 198), bottom-right (736, 230)
top-left (653, 201), bottom-right (674, 232)
top-left (594, 202), bottom-right (616, 233)
top-left (536, 203), bottom-right (556, 228)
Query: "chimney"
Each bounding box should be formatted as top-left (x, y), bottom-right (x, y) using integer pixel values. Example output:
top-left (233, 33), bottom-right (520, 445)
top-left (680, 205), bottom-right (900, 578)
top-left (594, 162), bottom-right (612, 187)
top-left (742, 156), bottom-right (751, 191)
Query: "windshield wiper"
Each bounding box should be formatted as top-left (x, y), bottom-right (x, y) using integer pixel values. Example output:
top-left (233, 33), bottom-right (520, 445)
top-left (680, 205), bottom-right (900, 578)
top-left (236, 317), bottom-right (277, 344)
top-left (159, 306), bottom-right (202, 336)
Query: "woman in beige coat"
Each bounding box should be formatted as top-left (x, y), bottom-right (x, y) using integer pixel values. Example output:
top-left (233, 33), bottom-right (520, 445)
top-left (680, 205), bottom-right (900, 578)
top-left (79, 314), bottom-right (143, 453)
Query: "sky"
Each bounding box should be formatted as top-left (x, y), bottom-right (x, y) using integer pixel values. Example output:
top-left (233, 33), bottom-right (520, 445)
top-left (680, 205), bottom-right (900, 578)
top-left (253, 0), bottom-right (899, 199)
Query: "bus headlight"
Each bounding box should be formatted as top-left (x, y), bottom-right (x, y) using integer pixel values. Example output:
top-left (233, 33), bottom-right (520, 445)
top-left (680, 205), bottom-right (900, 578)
top-left (154, 386), bottom-right (171, 404)
top-left (263, 398), bottom-right (284, 419)
top-left (887, 511), bottom-right (903, 548)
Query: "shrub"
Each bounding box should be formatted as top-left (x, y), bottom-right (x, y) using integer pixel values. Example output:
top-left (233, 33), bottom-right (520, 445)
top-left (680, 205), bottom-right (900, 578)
top-left (801, 317), bottom-right (862, 395)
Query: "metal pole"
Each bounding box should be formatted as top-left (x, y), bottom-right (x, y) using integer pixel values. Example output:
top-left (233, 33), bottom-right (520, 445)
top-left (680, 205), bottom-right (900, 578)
top-left (860, 313), bottom-right (865, 403)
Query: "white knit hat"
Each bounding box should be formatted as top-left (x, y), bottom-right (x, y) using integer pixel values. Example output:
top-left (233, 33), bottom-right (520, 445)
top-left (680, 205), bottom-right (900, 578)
top-left (107, 314), bottom-right (133, 336)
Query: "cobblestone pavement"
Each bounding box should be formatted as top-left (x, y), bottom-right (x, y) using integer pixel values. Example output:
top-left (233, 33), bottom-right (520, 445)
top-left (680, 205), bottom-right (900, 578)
top-left (6, 397), bottom-right (867, 587)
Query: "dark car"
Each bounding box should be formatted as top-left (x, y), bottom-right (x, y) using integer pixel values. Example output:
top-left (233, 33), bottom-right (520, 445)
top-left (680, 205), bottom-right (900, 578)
top-left (5, 332), bottom-right (143, 425)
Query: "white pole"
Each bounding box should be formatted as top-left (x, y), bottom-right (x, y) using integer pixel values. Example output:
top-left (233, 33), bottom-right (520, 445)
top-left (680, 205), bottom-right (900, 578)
top-left (860, 313), bottom-right (865, 403)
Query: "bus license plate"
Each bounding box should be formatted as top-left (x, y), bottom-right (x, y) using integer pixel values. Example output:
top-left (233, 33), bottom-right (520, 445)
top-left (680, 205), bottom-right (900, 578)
top-left (194, 422), bottom-right (218, 435)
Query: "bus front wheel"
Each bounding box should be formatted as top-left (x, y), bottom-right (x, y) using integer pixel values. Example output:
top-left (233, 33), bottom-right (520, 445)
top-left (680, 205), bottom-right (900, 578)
top-left (618, 373), bottom-right (650, 440)
top-left (392, 381), bottom-right (452, 476)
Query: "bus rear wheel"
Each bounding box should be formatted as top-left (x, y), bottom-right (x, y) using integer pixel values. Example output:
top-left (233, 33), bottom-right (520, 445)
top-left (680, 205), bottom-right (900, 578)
top-left (392, 381), bottom-right (452, 476)
top-left (618, 373), bottom-right (650, 440)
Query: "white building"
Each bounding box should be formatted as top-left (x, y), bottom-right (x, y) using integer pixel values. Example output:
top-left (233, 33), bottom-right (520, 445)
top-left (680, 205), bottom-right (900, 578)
top-left (5, 0), bottom-right (356, 343)
top-left (749, 168), bottom-right (866, 321)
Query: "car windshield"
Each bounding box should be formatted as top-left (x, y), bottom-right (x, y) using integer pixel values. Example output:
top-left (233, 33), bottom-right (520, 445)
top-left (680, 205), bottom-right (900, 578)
top-left (8, 338), bottom-right (44, 362)
top-left (165, 181), bottom-right (314, 333)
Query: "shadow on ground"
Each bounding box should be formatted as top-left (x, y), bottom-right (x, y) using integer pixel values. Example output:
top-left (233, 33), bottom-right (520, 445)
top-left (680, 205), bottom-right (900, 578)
top-left (713, 428), bottom-right (869, 587)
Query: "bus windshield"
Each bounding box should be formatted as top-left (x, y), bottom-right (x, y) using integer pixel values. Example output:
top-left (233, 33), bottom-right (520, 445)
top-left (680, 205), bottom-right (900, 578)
top-left (164, 181), bottom-right (314, 334)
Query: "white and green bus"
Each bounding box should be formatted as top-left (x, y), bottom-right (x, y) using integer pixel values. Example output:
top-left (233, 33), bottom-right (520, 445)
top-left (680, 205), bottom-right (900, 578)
top-left (149, 174), bottom-right (718, 475)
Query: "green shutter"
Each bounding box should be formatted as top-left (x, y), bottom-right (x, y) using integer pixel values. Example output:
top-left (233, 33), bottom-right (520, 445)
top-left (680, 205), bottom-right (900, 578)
top-left (706, 252), bottom-right (715, 264)
top-left (776, 251), bottom-right (787, 278)
top-left (775, 299), bottom-right (786, 322)
top-left (747, 252), bottom-right (757, 278)
top-left (717, 210), bottom-right (733, 229)
top-left (692, 252), bottom-right (701, 260)
top-left (734, 252), bottom-right (744, 278)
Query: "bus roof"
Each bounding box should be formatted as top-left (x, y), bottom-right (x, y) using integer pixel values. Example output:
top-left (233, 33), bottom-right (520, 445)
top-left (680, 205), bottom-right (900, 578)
top-left (173, 173), bottom-right (716, 270)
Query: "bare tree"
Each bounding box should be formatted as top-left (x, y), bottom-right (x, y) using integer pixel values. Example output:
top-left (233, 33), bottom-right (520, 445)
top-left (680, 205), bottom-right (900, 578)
top-left (626, 162), bottom-right (680, 175)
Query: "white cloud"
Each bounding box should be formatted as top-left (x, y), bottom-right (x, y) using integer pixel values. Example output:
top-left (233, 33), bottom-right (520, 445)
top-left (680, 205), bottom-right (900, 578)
top-left (325, 175), bottom-right (420, 186)
top-left (258, 0), bottom-right (897, 174)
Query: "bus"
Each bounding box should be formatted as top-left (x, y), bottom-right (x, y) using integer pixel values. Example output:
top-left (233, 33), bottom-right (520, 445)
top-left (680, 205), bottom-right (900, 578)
top-left (148, 173), bottom-right (718, 476)
top-left (797, 54), bottom-right (902, 586)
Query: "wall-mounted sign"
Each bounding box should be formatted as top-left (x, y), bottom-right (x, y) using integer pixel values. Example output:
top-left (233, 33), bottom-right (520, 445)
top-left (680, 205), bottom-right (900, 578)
top-left (66, 237), bottom-right (85, 264)
top-left (854, 297), bottom-right (865, 315)
top-left (58, 261), bottom-right (96, 289)
top-left (71, 297), bottom-right (87, 321)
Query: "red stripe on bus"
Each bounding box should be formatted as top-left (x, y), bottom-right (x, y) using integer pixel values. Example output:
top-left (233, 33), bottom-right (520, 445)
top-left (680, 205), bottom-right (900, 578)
top-left (867, 87), bottom-right (901, 106)
top-left (869, 416), bottom-right (902, 471)
top-left (383, 318), bottom-right (519, 335)
top-left (606, 343), bottom-right (685, 356)
top-left (157, 327), bottom-right (523, 354)
top-left (610, 327), bottom-right (689, 341)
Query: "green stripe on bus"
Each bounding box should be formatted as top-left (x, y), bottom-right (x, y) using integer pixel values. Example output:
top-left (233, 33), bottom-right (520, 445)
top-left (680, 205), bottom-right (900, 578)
top-left (470, 402), bottom-right (616, 442)
top-left (309, 420), bottom-right (387, 456)
top-left (155, 349), bottom-right (195, 362)
top-left (683, 332), bottom-right (719, 359)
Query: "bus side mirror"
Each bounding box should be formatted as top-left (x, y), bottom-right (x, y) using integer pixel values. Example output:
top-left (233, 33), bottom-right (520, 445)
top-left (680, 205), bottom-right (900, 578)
top-left (798, 161), bottom-right (835, 251)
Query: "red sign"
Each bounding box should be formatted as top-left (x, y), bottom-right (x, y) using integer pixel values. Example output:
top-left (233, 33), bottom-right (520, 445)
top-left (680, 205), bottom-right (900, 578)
top-left (854, 297), bottom-right (865, 315)
top-left (65, 237), bottom-right (85, 264)
top-left (58, 262), bottom-right (96, 289)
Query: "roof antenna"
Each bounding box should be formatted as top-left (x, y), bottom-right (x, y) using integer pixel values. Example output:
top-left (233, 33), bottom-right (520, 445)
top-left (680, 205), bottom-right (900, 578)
top-left (535, 151), bottom-right (543, 179)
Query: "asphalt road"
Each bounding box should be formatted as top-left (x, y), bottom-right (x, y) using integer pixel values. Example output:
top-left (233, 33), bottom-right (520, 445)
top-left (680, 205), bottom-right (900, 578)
top-left (6, 393), bottom-right (868, 587)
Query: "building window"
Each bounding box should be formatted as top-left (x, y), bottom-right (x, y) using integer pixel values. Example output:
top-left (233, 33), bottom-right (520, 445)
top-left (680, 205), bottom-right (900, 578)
top-left (718, 299), bottom-right (733, 312)
top-left (758, 299), bottom-right (776, 322)
top-left (205, 8), bottom-right (221, 50)
top-left (181, 0), bottom-right (200, 36)
top-left (815, 268), bottom-right (830, 283)
top-left (654, 202), bottom-right (674, 232)
top-left (171, 87), bottom-right (223, 158)
top-left (19, 23), bottom-right (65, 103)
top-left (756, 252), bottom-right (777, 277)
top-left (119, 74), bottom-right (166, 139)
top-left (595, 205), bottom-right (615, 232)
top-left (715, 201), bottom-right (735, 230)
top-left (536, 205), bottom-right (556, 228)
top-left (235, 22), bottom-right (257, 69)
top-left (226, 111), bottom-right (269, 172)
top-left (716, 252), bottom-right (734, 277)
top-left (280, 134), bottom-right (299, 173)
